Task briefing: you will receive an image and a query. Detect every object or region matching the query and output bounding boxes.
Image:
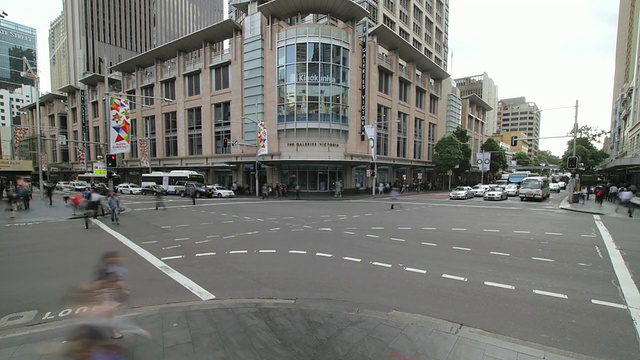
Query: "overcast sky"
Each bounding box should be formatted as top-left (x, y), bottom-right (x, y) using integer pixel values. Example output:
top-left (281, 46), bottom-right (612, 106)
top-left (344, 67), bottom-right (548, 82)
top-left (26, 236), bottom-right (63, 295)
top-left (4, 0), bottom-right (619, 156)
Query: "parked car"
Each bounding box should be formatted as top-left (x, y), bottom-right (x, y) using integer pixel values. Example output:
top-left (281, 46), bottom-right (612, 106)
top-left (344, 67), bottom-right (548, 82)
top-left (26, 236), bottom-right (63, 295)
top-left (142, 184), bottom-right (167, 196)
top-left (549, 183), bottom-right (561, 193)
top-left (505, 184), bottom-right (519, 197)
top-left (118, 183), bottom-right (142, 195)
top-left (471, 184), bottom-right (490, 197)
top-left (56, 181), bottom-right (71, 190)
top-left (557, 181), bottom-right (566, 190)
top-left (182, 182), bottom-right (213, 198)
top-left (115, 183), bottom-right (131, 192)
top-left (449, 186), bottom-right (474, 200)
top-left (211, 185), bottom-right (235, 198)
top-left (93, 183), bottom-right (111, 196)
top-left (484, 186), bottom-right (508, 201)
top-left (70, 181), bottom-right (89, 192)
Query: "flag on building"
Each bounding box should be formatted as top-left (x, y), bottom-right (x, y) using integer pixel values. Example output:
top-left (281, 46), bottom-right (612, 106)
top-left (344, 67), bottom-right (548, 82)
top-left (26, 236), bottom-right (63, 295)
top-left (109, 97), bottom-right (131, 154)
top-left (476, 152), bottom-right (491, 172)
top-left (76, 147), bottom-right (86, 170)
top-left (139, 138), bottom-right (150, 167)
top-left (257, 120), bottom-right (268, 156)
top-left (364, 124), bottom-right (377, 161)
top-left (12, 127), bottom-right (29, 158)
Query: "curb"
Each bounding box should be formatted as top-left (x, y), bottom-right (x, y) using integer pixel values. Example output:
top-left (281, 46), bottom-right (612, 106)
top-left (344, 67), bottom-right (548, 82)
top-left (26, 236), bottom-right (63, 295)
top-left (559, 205), bottom-right (605, 215)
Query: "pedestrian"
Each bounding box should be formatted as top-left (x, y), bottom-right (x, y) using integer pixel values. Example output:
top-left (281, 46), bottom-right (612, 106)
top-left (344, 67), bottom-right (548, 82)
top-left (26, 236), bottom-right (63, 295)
top-left (45, 184), bottom-right (54, 206)
top-left (89, 189), bottom-right (102, 219)
top-left (107, 192), bottom-right (120, 224)
top-left (63, 186), bottom-right (71, 205)
top-left (378, 183), bottom-right (384, 195)
top-left (155, 188), bottom-right (166, 210)
top-left (595, 186), bottom-right (605, 206)
top-left (609, 184), bottom-right (619, 203)
top-left (390, 187), bottom-right (400, 210)
top-left (617, 187), bottom-right (635, 218)
top-left (70, 193), bottom-right (82, 215)
top-left (295, 184), bottom-right (301, 200)
top-left (188, 184), bottom-right (196, 205)
top-left (580, 187), bottom-right (588, 204)
top-left (262, 183), bottom-right (269, 200)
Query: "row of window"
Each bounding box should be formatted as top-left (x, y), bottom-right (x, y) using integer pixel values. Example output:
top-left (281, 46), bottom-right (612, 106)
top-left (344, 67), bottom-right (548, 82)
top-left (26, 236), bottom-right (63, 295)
top-left (378, 69), bottom-right (438, 115)
top-left (376, 104), bottom-right (436, 160)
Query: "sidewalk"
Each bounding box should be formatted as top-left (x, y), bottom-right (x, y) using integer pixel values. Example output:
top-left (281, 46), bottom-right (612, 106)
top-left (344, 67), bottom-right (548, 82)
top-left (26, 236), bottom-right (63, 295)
top-left (559, 193), bottom-right (640, 217)
top-left (0, 299), bottom-right (590, 360)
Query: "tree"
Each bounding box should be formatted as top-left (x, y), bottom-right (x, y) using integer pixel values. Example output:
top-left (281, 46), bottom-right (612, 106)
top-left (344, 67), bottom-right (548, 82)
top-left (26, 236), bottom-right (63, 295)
top-left (451, 127), bottom-right (472, 171)
top-left (536, 150), bottom-right (561, 166)
top-left (514, 151), bottom-right (533, 166)
top-left (433, 135), bottom-right (464, 173)
top-left (569, 125), bottom-right (609, 144)
top-left (480, 138), bottom-right (508, 173)
top-left (561, 137), bottom-right (609, 172)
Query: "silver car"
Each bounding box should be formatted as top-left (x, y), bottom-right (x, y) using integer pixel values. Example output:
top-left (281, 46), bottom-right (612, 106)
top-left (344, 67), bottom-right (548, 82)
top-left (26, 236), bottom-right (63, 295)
top-left (505, 184), bottom-right (518, 196)
top-left (449, 186), bottom-right (474, 200)
top-left (484, 186), bottom-right (508, 201)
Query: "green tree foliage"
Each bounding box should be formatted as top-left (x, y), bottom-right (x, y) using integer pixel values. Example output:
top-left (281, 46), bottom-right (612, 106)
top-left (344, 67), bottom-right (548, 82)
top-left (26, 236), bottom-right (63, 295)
top-left (514, 151), bottom-right (534, 166)
top-left (451, 127), bottom-right (472, 171)
top-left (536, 150), bottom-right (561, 166)
top-left (561, 137), bottom-right (609, 172)
top-left (480, 138), bottom-right (508, 172)
top-left (569, 125), bottom-right (609, 144)
top-left (433, 135), bottom-right (464, 172)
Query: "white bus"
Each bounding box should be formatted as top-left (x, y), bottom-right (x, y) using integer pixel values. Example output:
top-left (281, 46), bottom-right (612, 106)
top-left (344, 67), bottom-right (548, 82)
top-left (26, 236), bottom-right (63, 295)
top-left (518, 176), bottom-right (550, 201)
top-left (141, 170), bottom-right (205, 195)
top-left (77, 172), bottom-right (107, 185)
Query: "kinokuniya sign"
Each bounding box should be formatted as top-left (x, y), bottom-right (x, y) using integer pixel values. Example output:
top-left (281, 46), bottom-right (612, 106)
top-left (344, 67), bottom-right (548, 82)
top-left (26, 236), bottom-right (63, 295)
top-left (297, 74), bottom-right (338, 83)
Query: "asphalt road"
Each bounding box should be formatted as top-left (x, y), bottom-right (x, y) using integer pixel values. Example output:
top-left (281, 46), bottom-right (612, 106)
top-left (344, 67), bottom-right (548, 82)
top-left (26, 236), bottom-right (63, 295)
top-left (1, 192), bottom-right (638, 359)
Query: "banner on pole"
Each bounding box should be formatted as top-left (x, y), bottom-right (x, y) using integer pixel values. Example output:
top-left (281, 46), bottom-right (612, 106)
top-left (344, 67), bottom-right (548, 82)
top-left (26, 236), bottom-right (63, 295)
top-left (41, 152), bottom-right (47, 172)
top-left (12, 127), bottom-right (29, 158)
top-left (476, 152), bottom-right (491, 172)
top-left (76, 147), bottom-right (86, 171)
top-left (257, 120), bottom-right (268, 156)
top-left (109, 97), bottom-right (131, 154)
top-left (139, 138), bottom-right (150, 168)
top-left (364, 125), bottom-right (377, 161)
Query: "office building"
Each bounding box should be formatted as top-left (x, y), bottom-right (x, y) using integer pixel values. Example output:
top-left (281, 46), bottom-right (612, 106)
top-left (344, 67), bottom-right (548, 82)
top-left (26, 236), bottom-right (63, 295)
top-left (23, 0), bottom-right (450, 189)
top-left (0, 85), bottom-right (37, 127)
top-left (0, 19), bottom-right (37, 92)
top-left (444, 78), bottom-right (461, 136)
top-left (492, 131), bottom-right (529, 156)
top-left (602, 0), bottom-right (640, 184)
top-left (497, 97), bottom-right (540, 158)
top-left (460, 94), bottom-right (492, 157)
top-left (454, 72), bottom-right (498, 136)
top-left (49, 14), bottom-right (69, 93)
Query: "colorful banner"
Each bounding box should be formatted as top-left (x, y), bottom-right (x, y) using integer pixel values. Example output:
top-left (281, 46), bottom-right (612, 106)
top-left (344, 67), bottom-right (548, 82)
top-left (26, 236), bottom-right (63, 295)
top-left (12, 127), bottom-right (29, 158)
top-left (257, 120), bottom-right (268, 156)
top-left (76, 147), bottom-right (86, 171)
top-left (139, 138), bottom-right (150, 168)
top-left (364, 125), bottom-right (377, 161)
top-left (41, 152), bottom-right (47, 172)
top-left (476, 152), bottom-right (491, 172)
top-left (109, 97), bottom-right (131, 154)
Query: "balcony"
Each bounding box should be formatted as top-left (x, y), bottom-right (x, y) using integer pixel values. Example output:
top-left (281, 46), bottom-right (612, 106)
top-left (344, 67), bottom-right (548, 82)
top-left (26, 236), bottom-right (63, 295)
top-left (161, 62), bottom-right (176, 79)
top-left (140, 69), bottom-right (155, 86)
top-left (210, 48), bottom-right (231, 66)
top-left (378, 53), bottom-right (393, 71)
top-left (125, 74), bottom-right (137, 89)
top-left (398, 65), bottom-right (411, 80)
top-left (184, 50), bottom-right (202, 72)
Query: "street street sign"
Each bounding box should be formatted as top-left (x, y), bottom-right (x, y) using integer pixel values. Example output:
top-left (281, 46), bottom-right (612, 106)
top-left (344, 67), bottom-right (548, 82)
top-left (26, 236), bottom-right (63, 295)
top-left (447, 170), bottom-right (453, 176)
top-left (417, 173), bottom-right (423, 180)
top-left (58, 135), bottom-right (67, 146)
top-left (93, 162), bottom-right (106, 175)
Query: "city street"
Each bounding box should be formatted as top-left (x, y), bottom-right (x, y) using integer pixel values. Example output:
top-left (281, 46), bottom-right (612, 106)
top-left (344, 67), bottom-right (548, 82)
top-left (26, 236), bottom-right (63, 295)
top-left (1, 192), bottom-right (639, 359)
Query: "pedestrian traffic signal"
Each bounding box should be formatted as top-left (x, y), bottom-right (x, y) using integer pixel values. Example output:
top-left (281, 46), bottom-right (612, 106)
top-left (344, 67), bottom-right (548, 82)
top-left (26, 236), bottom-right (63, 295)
top-left (369, 170), bottom-right (376, 177)
top-left (256, 162), bottom-right (262, 171)
top-left (567, 156), bottom-right (578, 169)
top-left (223, 138), bottom-right (228, 148)
top-left (510, 136), bottom-right (518, 146)
top-left (369, 163), bottom-right (375, 171)
top-left (106, 154), bottom-right (117, 167)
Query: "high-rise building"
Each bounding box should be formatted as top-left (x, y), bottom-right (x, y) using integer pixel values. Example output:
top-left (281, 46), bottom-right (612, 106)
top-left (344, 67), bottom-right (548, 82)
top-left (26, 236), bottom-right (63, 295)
top-left (0, 19), bottom-right (37, 93)
top-left (49, 14), bottom-right (68, 93)
top-left (454, 72), bottom-right (498, 136)
top-left (497, 97), bottom-right (540, 158)
top-left (0, 85), bottom-right (37, 127)
top-left (602, 0), bottom-right (640, 184)
top-left (444, 78), bottom-right (461, 136)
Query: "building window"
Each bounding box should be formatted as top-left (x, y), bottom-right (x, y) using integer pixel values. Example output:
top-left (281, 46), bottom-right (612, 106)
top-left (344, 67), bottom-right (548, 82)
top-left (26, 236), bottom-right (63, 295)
top-left (71, 108), bottom-right (77, 124)
top-left (414, 117), bottom-right (423, 159)
top-left (187, 107), bottom-right (202, 155)
top-left (378, 69), bottom-right (391, 95)
top-left (93, 126), bottom-right (101, 158)
top-left (383, 0), bottom-right (395, 12)
top-left (91, 101), bottom-right (99, 119)
top-left (399, 10), bottom-right (409, 25)
top-left (49, 114), bottom-right (55, 128)
top-left (185, 73), bottom-right (201, 97)
top-left (399, 28), bottom-right (410, 41)
top-left (399, 80), bottom-right (410, 103)
top-left (130, 119), bottom-right (138, 157)
top-left (144, 116), bottom-right (156, 158)
top-left (412, 38), bottom-right (422, 51)
top-left (397, 112), bottom-right (408, 158)
top-left (126, 90), bottom-right (136, 110)
top-left (212, 65), bottom-right (230, 91)
top-left (383, 15), bottom-right (396, 31)
top-left (429, 94), bottom-right (438, 115)
top-left (428, 122), bottom-right (436, 160)
top-left (376, 105), bottom-right (390, 156)
top-left (162, 80), bottom-right (176, 101)
top-left (416, 88), bottom-right (425, 109)
top-left (214, 102), bottom-right (231, 154)
top-left (142, 86), bottom-right (154, 106)
top-left (164, 112), bottom-right (178, 157)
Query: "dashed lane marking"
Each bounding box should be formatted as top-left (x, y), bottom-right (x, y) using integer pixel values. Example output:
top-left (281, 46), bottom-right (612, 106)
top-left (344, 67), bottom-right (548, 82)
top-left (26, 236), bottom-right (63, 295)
top-left (490, 252), bottom-right (510, 256)
top-left (483, 229), bottom-right (500, 232)
top-left (206, 235), bottom-right (219, 238)
top-left (442, 274), bottom-right (467, 282)
top-left (316, 252), bottom-right (333, 257)
top-left (229, 250), bottom-right (247, 254)
top-left (270, 228), bottom-right (281, 231)
top-left (581, 234), bottom-right (597, 238)
top-left (366, 234), bottom-right (380, 238)
top-left (352, 215), bottom-right (360, 218)
top-left (195, 252), bottom-right (216, 257)
top-left (319, 228), bottom-right (333, 231)
top-left (404, 267), bottom-right (427, 274)
top-left (175, 224), bottom-right (190, 227)
top-left (343, 257), bottom-right (361, 262)
top-left (595, 246), bottom-right (603, 258)
top-left (533, 289), bottom-right (568, 299)
top-left (291, 229), bottom-right (304, 232)
top-left (513, 230), bottom-right (530, 234)
top-left (421, 242), bottom-right (437, 246)
top-left (451, 228), bottom-right (466, 231)
top-left (289, 250), bottom-right (307, 254)
top-left (259, 250), bottom-right (276, 253)
top-left (223, 235), bottom-right (236, 239)
top-left (320, 215), bottom-right (330, 218)
top-left (161, 255), bottom-right (184, 261)
top-left (390, 238), bottom-right (405, 242)
top-left (371, 227), bottom-right (384, 230)
top-left (371, 261), bottom-right (392, 268)
top-left (141, 241), bottom-right (157, 244)
top-left (365, 213), bottom-right (372, 216)
top-left (175, 238), bottom-right (189, 241)
top-left (195, 240), bottom-right (210, 244)
top-left (422, 227), bottom-right (436, 230)
top-left (591, 299), bottom-right (628, 309)
top-left (452, 247), bottom-right (471, 251)
top-left (531, 257), bottom-right (555, 262)
top-left (398, 227), bottom-right (411, 230)
top-left (201, 222), bottom-right (213, 225)
top-left (161, 226), bottom-right (171, 229)
top-left (344, 231), bottom-right (355, 235)
top-left (484, 281), bottom-right (515, 290)
top-left (162, 245), bottom-right (181, 250)
top-left (545, 232), bottom-right (563, 236)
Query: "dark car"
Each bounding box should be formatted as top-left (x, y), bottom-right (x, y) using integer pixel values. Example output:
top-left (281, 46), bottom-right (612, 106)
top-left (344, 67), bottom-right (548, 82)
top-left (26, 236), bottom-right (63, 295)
top-left (182, 182), bottom-right (213, 198)
top-left (93, 183), bottom-right (110, 196)
top-left (142, 184), bottom-right (168, 196)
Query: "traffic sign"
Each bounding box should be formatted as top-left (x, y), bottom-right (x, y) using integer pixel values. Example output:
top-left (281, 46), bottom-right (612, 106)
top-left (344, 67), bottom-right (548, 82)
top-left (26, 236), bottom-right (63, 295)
top-left (58, 135), bottom-right (67, 146)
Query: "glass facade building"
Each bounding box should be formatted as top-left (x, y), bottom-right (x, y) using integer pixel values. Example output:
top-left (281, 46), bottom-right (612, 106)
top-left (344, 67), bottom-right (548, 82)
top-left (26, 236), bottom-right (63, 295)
top-left (0, 19), bottom-right (37, 92)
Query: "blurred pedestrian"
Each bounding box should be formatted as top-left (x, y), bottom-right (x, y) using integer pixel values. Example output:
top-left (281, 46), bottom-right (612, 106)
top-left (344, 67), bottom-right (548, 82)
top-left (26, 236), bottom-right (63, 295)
top-left (187, 184), bottom-right (196, 205)
top-left (390, 187), bottom-right (400, 210)
top-left (608, 184), bottom-right (618, 203)
top-left (70, 193), bottom-right (82, 216)
top-left (45, 184), bottom-right (54, 206)
top-left (89, 189), bottom-right (102, 219)
top-left (618, 188), bottom-right (635, 218)
top-left (107, 192), bottom-right (120, 224)
top-left (295, 184), bottom-right (301, 200)
top-left (262, 183), bottom-right (268, 200)
top-left (63, 186), bottom-right (71, 205)
top-left (580, 187), bottom-right (587, 204)
top-left (155, 188), bottom-right (166, 210)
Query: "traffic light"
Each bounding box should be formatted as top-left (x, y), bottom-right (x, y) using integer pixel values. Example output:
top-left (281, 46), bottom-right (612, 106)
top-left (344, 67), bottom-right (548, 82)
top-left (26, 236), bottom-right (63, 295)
top-left (567, 156), bottom-right (578, 169)
top-left (106, 154), bottom-right (117, 167)
top-left (369, 163), bottom-right (375, 171)
top-left (369, 170), bottom-right (376, 177)
top-left (510, 136), bottom-right (518, 146)
top-left (256, 162), bottom-right (262, 171)
top-left (223, 138), bottom-right (228, 148)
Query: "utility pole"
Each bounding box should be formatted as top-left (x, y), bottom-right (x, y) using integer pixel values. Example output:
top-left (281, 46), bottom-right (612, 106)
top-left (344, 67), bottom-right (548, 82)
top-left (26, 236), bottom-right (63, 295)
top-left (104, 56), bottom-right (113, 192)
top-left (573, 99), bottom-right (579, 157)
top-left (20, 57), bottom-right (43, 199)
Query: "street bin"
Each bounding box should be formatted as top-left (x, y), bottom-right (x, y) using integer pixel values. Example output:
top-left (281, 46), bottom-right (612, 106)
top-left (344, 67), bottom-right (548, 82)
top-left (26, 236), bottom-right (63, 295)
top-left (572, 193), bottom-right (581, 203)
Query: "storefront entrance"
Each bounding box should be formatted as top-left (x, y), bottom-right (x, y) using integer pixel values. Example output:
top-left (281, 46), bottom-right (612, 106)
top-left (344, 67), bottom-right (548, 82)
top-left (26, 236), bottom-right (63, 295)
top-left (281, 165), bottom-right (343, 192)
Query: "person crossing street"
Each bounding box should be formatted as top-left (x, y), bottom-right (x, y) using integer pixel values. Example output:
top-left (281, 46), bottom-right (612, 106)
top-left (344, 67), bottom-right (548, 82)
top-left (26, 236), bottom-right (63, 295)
top-left (107, 192), bottom-right (121, 224)
top-left (155, 188), bottom-right (166, 210)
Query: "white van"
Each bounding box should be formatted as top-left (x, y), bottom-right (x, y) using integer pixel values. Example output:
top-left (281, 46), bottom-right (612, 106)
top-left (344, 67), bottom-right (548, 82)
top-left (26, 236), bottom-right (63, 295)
top-left (518, 177), bottom-right (550, 201)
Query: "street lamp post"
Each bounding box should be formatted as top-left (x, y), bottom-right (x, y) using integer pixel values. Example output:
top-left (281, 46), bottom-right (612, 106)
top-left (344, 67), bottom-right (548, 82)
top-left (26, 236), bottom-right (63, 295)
top-left (241, 117), bottom-right (260, 198)
top-left (368, 120), bottom-right (400, 197)
top-left (20, 57), bottom-right (43, 199)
